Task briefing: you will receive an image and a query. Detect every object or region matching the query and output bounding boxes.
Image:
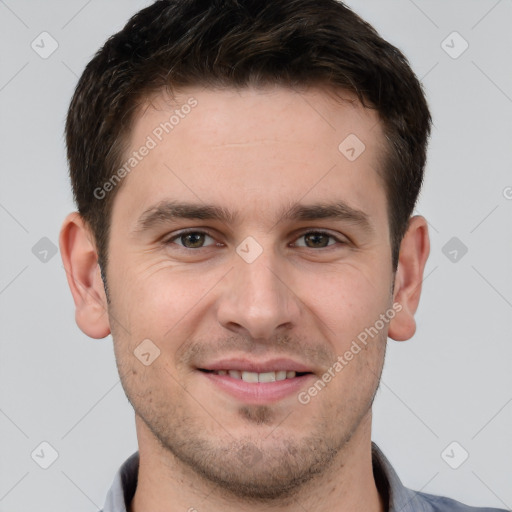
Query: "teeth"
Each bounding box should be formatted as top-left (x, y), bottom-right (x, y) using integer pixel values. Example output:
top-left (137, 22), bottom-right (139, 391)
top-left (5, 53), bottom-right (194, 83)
top-left (216, 370), bottom-right (299, 382)
top-left (258, 371), bottom-right (276, 383)
top-left (276, 370), bottom-right (287, 381)
top-left (241, 371), bottom-right (259, 383)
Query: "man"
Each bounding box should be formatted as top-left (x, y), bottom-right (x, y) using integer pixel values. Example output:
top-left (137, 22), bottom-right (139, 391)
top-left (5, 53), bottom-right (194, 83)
top-left (58, 1), bottom-right (506, 511)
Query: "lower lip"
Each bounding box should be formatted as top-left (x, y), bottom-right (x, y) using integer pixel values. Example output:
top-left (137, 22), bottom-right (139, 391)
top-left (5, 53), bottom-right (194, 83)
top-left (201, 371), bottom-right (314, 404)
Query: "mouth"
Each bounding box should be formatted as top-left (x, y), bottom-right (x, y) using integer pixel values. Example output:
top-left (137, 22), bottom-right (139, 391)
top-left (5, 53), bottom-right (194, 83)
top-left (199, 369), bottom-right (310, 382)
top-left (196, 359), bottom-right (316, 404)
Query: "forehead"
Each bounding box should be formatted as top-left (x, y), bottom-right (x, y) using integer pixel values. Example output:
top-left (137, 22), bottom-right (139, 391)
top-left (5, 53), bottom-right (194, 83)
top-left (139, 85), bottom-right (383, 152)
top-left (112, 85), bottom-right (389, 232)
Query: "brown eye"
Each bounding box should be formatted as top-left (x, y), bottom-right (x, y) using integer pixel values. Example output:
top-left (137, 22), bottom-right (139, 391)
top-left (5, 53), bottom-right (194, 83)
top-left (294, 231), bottom-right (340, 249)
top-left (304, 233), bottom-right (331, 248)
top-left (166, 231), bottom-right (216, 249)
top-left (180, 232), bottom-right (206, 248)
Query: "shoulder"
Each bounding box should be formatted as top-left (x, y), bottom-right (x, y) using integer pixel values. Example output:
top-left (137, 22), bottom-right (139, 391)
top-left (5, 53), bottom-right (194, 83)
top-left (414, 489), bottom-right (509, 512)
top-left (371, 442), bottom-right (507, 512)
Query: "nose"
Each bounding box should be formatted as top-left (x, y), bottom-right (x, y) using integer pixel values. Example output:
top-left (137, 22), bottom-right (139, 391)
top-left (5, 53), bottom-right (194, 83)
top-left (216, 245), bottom-right (301, 341)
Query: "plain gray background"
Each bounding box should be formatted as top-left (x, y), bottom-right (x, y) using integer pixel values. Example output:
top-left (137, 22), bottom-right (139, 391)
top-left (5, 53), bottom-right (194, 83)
top-left (0, 1), bottom-right (511, 511)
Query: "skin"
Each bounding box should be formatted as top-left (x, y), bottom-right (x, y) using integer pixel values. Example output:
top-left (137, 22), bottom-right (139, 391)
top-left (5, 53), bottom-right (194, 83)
top-left (60, 85), bottom-right (430, 512)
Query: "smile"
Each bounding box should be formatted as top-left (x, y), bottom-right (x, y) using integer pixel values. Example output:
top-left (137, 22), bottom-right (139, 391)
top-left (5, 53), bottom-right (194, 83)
top-left (201, 369), bottom-right (307, 382)
top-left (198, 363), bottom-right (315, 403)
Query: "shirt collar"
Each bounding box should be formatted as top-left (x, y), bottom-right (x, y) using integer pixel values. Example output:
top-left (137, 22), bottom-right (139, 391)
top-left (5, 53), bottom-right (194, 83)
top-left (102, 451), bottom-right (138, 512)
top-left (102, 442), bottom-right (432, 512)
top-left (371, 442), bottom-right (434, 512)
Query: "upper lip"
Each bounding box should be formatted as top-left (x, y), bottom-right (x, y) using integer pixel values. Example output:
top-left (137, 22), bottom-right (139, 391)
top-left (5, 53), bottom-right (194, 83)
top-left (198, 357), bottom-right (315, 374)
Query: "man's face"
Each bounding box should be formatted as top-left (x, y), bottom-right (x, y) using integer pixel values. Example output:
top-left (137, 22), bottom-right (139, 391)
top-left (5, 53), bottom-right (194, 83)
top-left (106, 86), bottom-right (395, 498)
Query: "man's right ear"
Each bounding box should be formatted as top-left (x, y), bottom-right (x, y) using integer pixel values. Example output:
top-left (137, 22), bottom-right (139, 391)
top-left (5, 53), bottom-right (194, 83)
top-left (59, 212), bottom-right (111, 339)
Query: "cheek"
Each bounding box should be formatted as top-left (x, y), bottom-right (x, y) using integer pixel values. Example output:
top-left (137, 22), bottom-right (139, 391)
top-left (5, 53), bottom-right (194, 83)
top-left (110, 259), bottom-right (221, 346)
top-left (305, 262), bottom-right (392, 344)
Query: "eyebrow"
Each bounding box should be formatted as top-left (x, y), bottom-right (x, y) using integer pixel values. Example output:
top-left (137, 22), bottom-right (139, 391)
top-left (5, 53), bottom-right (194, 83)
top-left (133, 199), bottom-right (374, 234)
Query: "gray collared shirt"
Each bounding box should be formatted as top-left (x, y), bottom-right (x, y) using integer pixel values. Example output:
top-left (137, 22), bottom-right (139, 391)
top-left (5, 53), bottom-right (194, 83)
top-left (101, 442), bottom-right (507, 512)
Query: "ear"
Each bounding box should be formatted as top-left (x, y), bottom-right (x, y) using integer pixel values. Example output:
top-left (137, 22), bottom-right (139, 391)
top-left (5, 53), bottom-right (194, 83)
top-left (59, 212), bottom-right (111, 339)
top-left (388, 215), bottom-right (430, 342)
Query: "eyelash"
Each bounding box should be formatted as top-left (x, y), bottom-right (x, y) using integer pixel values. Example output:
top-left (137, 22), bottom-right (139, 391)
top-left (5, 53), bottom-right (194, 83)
top-left (163, 229), bottom-right (347, 250)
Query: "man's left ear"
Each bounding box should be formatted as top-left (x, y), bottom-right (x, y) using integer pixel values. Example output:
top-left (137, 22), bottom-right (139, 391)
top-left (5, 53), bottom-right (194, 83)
top-left (388, 215), bottom-right (430, 342)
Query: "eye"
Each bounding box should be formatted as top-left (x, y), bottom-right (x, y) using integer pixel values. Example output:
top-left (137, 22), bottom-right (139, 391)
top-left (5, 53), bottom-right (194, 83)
top-left (292, 231), bottom-right (344, 249)
top-left (165, 230), bottom-right (218, 249)
top-left (163, 229), bottom-right (346, 251)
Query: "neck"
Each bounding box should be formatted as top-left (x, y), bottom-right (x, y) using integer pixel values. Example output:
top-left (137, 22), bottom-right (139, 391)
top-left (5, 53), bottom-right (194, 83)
top-left (129, 412), bottom-right (386, 512)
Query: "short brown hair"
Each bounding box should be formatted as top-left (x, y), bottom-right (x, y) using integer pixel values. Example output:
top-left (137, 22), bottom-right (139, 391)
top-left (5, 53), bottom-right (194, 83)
top-left (66, 0), bottom-right (432, 277)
